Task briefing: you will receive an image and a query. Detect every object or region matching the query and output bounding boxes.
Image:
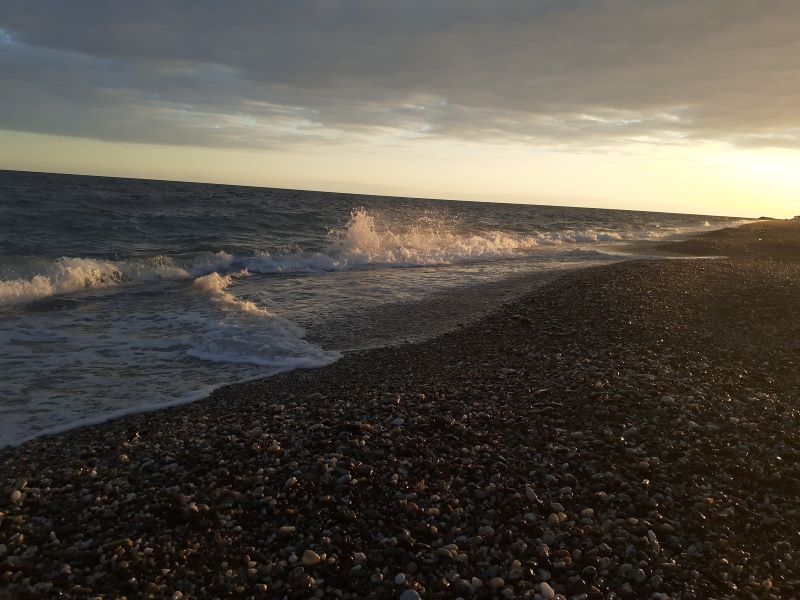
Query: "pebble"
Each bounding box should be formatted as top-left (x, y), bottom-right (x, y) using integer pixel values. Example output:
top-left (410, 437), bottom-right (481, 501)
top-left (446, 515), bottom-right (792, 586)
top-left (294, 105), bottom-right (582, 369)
top-left (487, 577), bottom-right (505, 589)
top-left (540, 581), bottom-right (556, 599)
top-left (525, 486), bottom-right (538, 502)
top-left (399, 590), bottom-right (421, 600)
top-left (9, 489), bottom-right (22, 503)
top-left (278, 525), bottom-right (296, 537)
top-left (1, 255), bottom-right (798, 600)
top-left (434, 547), bottom-right (452, 560)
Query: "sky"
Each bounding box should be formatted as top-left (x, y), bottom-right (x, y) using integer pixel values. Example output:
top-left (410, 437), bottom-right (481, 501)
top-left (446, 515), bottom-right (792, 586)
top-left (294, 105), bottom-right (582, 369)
top-left (1, 1), bottom-right (800, 217)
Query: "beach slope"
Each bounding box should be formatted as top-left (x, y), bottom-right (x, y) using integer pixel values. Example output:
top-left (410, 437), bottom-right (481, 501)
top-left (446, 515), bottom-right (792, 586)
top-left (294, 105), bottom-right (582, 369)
top-left (658, 218), bottom-right (800, 260)
top-left (2, 222), bottom-right (800, 598)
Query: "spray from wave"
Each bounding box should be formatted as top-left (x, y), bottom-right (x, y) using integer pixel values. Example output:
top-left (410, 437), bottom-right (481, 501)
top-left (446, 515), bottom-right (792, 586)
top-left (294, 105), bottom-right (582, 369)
top-left (243, 209), bottom-right (545, 273)
top-left (331, 209), bottom-right (542, 264)
top-left (243, 209), bottom-right (711, 273)
top-left (191, 269), bottom-right (273, 317)
top-left (0, 209), bottom-right (723, 307)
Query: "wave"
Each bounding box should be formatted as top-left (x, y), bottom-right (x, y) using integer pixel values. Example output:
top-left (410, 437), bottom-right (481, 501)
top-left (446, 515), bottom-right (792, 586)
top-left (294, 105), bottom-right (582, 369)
top-left (243, 210), bottom-right (545, 274)
top-left (243, 209), bottom-right (719, 273)
top-left (0, 252), bottom-right (235, 307)
top-left (0, 262), bottom-right (341, 447)
top-left (188, 269), bottom-right (339, 368)
top-left (191, 269), bottom-right (275, 317)
top-left (0, 209), bottom-right (726, 307)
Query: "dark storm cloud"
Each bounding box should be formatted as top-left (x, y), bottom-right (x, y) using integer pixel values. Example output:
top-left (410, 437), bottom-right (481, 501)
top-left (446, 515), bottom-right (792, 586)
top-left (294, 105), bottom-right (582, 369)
top-left (2, 0), bottom-right (799, 149)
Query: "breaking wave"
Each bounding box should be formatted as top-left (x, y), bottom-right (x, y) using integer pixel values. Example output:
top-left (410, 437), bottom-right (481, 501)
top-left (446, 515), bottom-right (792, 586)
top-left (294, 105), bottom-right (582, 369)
top-left (190, 269), bottom-right (270, 316)
top-left (0, 209), bottom-right (718, 307)
top-left (243, 210), bottom-right (544, 274)
top-left (242, 209), bottom-right (706, 274)
top-left (187, 269), bottom-right (339, 369)
top-left (0, 252), bottom-right (235, 307)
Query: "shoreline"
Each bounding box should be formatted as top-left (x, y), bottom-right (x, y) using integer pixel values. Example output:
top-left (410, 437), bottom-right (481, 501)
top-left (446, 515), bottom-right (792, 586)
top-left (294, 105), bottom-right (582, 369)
top-left (306, 268), bottom-right (575, 353)
top-left (1, 267), bottom-right (569, 450)
top-left (655, 218), bottom-right (800, 261)
top-left (2, 220), bottom-right (800, 598)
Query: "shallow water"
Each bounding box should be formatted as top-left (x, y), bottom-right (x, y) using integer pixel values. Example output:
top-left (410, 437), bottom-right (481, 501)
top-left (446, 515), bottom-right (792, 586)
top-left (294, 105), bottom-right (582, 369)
top-left (0, 170), bottom-right (744, 445)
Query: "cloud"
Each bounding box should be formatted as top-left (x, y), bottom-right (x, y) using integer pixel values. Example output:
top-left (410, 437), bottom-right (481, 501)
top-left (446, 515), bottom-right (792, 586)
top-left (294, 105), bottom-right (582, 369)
top-left (2, 0), bottom-right (800, 150)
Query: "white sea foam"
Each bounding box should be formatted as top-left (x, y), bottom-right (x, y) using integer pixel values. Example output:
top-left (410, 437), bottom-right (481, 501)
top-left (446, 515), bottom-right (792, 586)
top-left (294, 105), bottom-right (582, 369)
top-left (186, 251), bottom-right (236, 275)
top-left (0, 269), bottom-right (340, 446)
top-left (245, 209), bottom-right (716, 273)
top-left (191, 270), bottom-right (235, 293)
top-left (0, 210), bottom-right (739, 308)
top-left (331, 209), bottom-right (543, 265)
top-left (183, 312), bottom-right (339, 369)
top-left (0, 257), bottom-right (138, 306)
top-left (0, 252), bottom-right (232, 307)
top-left (192, 269), bottom-right (277, 317)
top-left (187, 268), bottom-right (338, 367)
top-left (245, 209), bottom-right (547, 273)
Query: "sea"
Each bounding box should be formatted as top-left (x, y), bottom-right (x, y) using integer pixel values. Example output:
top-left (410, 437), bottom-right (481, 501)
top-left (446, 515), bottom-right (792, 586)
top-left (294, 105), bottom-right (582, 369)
top-left (0, 170), bottom-right (745, 447)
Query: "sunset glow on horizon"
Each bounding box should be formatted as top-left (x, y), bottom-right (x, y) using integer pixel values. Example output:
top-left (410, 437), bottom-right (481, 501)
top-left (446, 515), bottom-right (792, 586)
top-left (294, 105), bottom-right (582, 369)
top-left (2, 1), bottom-right (800, 218)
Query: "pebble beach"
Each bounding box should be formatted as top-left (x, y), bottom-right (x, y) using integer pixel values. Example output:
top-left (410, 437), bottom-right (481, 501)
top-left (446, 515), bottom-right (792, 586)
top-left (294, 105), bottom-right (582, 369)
top-left (2, 220), bottom-right (799, 599)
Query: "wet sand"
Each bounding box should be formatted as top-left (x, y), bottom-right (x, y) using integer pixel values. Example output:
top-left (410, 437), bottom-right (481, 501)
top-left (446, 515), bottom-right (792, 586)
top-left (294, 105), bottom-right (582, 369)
top-left (1, 221), bottom-right (799, 598)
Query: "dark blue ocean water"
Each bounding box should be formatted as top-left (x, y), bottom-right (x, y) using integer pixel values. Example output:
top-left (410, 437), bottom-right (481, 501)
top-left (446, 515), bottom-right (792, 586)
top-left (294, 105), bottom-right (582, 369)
top-left (0, 170), bottom-right (744, 445)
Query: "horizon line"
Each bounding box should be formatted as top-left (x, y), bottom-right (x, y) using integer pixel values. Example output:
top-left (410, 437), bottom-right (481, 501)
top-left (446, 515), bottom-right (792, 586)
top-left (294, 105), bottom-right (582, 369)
top-left (0, 167), bottom-right (756, 220)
